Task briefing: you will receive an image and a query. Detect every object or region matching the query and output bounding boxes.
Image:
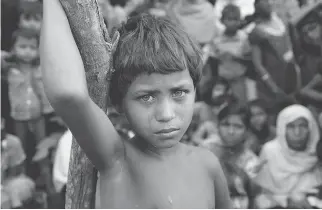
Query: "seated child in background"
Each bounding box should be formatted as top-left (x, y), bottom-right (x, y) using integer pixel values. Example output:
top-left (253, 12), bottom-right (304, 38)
top-left (1, 118), bottom-right (36, 209)
top-left (197, 103), bottom-right (263, 208)
top-left (191, 77), bottom-right (236, 146)
top-left (41, 0), bottom-right (231, 208)
top-left (194, 77), bottom-right (236, 125)
top-left (246, 99), bottom-right (276, 155)
top-left (209, 4), bottom-right (252, 104)
top-left (8, 28), bottom-right (46, 163)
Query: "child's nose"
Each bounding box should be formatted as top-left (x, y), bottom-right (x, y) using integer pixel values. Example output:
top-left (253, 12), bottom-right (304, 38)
top-left (155, 99), bottom-right (175, 122)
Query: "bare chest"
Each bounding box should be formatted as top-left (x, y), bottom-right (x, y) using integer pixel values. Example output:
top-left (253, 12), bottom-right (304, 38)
top-left (99, 157), bottom-right (215, 208)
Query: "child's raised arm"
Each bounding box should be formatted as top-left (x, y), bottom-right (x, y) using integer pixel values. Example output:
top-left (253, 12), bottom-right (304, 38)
top-left (40, 0), bottom-right (123, 171)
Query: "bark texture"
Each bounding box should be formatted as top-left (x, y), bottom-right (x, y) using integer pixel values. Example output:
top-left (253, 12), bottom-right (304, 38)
top-left (58, 0), bottom-right (115, 208)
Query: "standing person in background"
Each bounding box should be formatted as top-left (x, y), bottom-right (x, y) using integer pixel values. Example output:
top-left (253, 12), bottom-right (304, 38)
top-left (1, 0), bottom-right (21, 135)
top-left (213, 0), bottom-right (255, 32)
top-left (254, 105), bottom-right (322, 208)
top-left (7, 29), bottom-right (45, 167)
top-left (18, 0), bottom-right (58, 136)
top-left (169, 0), bottom-right (218, 46)
top-left (249, 0), bottom-right (300, 108)
top-left (197, 103), bottom-right (263, 208)
top-left (209, 4), bottom-right (252, 104)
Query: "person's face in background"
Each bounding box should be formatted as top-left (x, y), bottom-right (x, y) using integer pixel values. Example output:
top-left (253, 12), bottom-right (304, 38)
top-left (286, 117), bottom-right (310, 151)
top-left (254, 0), bottom-right (272, 19)
top-left (219, 114), bottom-right (247, 147)
top-left (19, 13), bottom-right (42, 32)
top-left (211, 82), bottom-right (230, 106)
top-left (150, 0), bottom-right (170, 17)
top-left (222, 13), bottom-right (241, 34)
top-left (301, 20), bottom-right (322, 46)
top-left (13, 36), bottom-right (39, 63)
top-left (250, 105), bottom-right (268, 131)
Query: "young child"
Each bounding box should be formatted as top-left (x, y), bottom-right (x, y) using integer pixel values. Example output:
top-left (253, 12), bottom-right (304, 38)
top-left (19, 1), bottom-right (42, 32)
top-left (41, 0), bottom-right (231, 208)
top-left (191, 78), bottom-right (236, 146)
top-left (209, 4), bottom-right (251, 104)
top-left (1, 118), bottom-right (36, 209)
top-left (198, 103), bottom-right (262, 208)
top-left (246, 99), bottom-right (276, 155)
top-left (8, 28), bottom-right (46, 163)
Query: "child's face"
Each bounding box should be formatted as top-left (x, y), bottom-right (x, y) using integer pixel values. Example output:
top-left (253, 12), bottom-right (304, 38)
top-left (218, 114), bottom-right (247, 147)
top-left (20, 14), bottom-right (42, 31)
top-left (255, 0), bottom-right (272, 17)
top-left (211, 83), bottom-right (226, 100)
top-left (286, 117), bottom-right (310, 152)
top-left (250, 105), bottom-right (268, 131)
top-left (222, 14), bottom-right (241, 33)
top-left (14, 36), bottom-right (39, 63)
top-left (301, 21), bottom-right (322, 46)
top-left (123, 69), bottom-right (195, 149)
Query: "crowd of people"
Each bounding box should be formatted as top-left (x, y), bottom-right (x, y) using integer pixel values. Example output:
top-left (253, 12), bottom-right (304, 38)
top-left (1, 0), bottom-right (322, 208)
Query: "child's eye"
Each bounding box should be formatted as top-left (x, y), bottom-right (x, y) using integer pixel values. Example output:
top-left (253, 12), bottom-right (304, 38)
top-left (172, 90), bottom-right (188, 98)
top-left (140, 95), bottom-right (155, 103)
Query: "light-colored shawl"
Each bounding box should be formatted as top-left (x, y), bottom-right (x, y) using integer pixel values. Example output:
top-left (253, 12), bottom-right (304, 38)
top-left (169, 0), bottom-right (217, 44)
top-left (254, 104), bottom-right (322, 206)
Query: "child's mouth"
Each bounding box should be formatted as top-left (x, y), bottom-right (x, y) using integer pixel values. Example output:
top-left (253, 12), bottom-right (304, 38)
top-left (154, 128), bottom-right (180, 139)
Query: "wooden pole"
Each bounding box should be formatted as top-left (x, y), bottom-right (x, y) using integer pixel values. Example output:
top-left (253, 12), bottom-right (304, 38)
top-left (57, 0), bottom-right (116, 208)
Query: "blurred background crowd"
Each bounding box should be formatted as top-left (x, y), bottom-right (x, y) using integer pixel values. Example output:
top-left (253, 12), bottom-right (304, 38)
top-left (1, 0), bottom-right (322, 208)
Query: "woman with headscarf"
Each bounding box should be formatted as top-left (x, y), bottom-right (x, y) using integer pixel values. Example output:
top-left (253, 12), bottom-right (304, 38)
top-left (254, 104), bottom-right (322, 208)
top-left (168, 0), bottom-right (218, 46)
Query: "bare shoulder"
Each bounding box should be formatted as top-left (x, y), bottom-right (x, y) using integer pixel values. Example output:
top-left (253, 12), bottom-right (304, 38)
top-left (181, 144), bottom-right (220, 176)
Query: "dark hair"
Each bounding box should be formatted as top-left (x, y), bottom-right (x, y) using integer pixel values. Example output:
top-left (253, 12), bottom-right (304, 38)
top-left (248, 99), bottom-right (269, 114)
top-left (218, 103), bottom-right (250, 128)
top-left (221, 3), bottom-right (241, 20)
top-left (109, 13), bottom-right (202, 106)
top-left (19, 1), bottom-right (42, 17)
top-left (203, 77), bottom-right (230, 105)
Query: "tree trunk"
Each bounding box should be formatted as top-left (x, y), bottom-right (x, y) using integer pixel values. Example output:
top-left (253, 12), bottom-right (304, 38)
top-left (58, 0), bottom-right (114, 208)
